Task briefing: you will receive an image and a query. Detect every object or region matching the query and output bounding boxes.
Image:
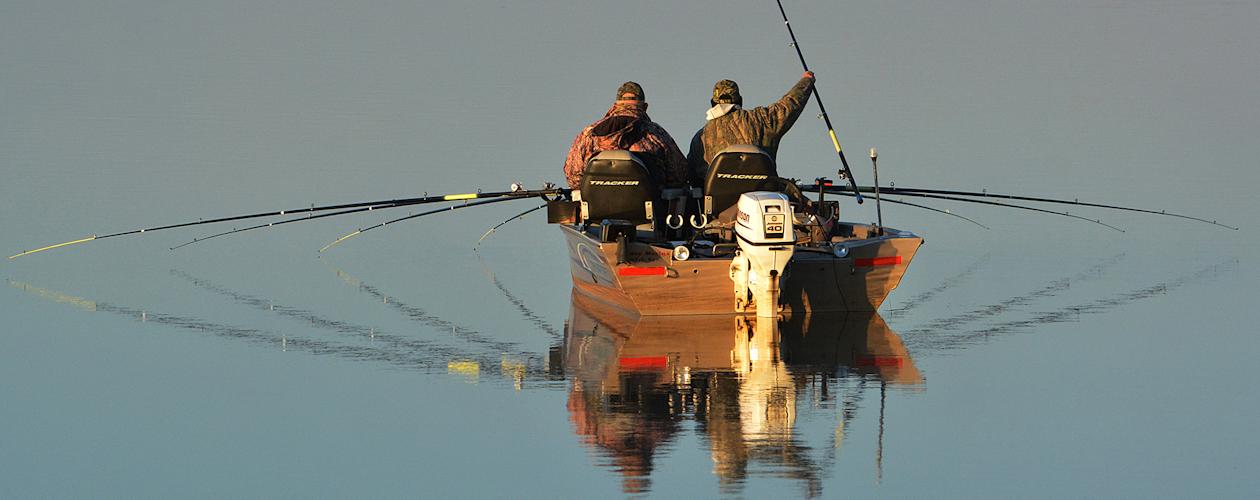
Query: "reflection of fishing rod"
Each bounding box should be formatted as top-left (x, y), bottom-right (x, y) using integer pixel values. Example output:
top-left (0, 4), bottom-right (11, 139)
top-left (320, 196), bottom-right (524, 252)
top-left (775, 0), bottom-right (862, 204)
top-left (9, 187), bottom-right (566, 259)
top-left (11, 277), bottom-right (547, 384)
top-left (877, 381), bottom-right (886, 484)
top-left (818, 184), bottom-right (1236, 230)
top-left (475, 253), bottom-right (561, 340)
top-left (820, 185), bottom-right (1125, 231)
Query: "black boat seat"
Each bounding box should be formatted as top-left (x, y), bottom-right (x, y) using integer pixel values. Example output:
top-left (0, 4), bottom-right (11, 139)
top-left (701, 145), bottom-right (780, 223)
top-left (577, 150), bottom-right (656, 226)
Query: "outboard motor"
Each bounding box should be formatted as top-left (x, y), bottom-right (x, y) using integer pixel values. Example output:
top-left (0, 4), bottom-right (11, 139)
top-left (729, 192), bottom-right (795, 317)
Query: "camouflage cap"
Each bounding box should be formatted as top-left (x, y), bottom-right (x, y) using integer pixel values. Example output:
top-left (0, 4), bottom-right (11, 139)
top-left (711, 79), bottom-right (742, 106)
top-left (616, 81), bottom-right (645, 101)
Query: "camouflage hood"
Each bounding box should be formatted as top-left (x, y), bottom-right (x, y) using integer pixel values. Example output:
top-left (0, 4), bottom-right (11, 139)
top-left (590, 101), bottom-right (650, 150)
top-left (563, 100), bottom-right (688, 189)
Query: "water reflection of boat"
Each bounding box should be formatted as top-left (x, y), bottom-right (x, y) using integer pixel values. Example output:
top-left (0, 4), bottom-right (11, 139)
top-left (563, 291), bottom-right (922, 495)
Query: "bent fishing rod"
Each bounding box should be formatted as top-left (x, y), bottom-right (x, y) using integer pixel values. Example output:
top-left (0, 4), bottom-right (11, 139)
top-left (171, 188), bottom-right (562, 251)
top-left (10, 187), bottom-right (566, 259)
top-left (825, 192), bottom-right (990, 230)
top-left (815, 184), bottom-right (1237, 230)
top-left (817, 185), bottom-right (1125, 231)
top-left (872, 186), bottom-right (1235, 230)
top-left (775, 0), bottom-right (863, 204)
top-left (320, 196), bottom-right (528, 253)
top-left (476, 204), bottom-right (547, 248)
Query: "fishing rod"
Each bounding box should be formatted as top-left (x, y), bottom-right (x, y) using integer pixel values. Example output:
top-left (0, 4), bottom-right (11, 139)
top-left (173, 203), bottom-right (409, 250)
top-left (9, 187), bottom-right (566, 259)
top-left (476, 204), bottom-right (547, 248)
top-left (320, 196), bottom-right (526, 253)
top-left (775, 0), bottom-right (863, 204)
top-left (172, 188), bottom-right (563, 251)
top-left (827, 192), bottom-right (991, 230)
top-left (856, 186), bottom-right (1238, 230)
top-left (818, 185), bottom-right (1126, 231)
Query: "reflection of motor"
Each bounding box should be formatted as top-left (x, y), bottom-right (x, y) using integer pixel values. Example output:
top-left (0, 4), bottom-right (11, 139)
top-left (730, 192), bottom-right (795, 317)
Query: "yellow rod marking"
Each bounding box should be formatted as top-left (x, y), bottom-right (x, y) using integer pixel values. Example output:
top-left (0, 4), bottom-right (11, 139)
top-left (319, 230), bottom-right (361, 253)
top-left (828, 129), bottom-right (844, 153)
top-left (443, 193), bottom-right (478, 201)
top-left (9, 236), bottom-right (97, 259)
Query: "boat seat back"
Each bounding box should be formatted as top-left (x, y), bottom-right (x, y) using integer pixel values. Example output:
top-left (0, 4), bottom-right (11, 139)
top-left (702, 145), bottom-right (780, 222)
top-left (578, 150), bottom-right (656, 226)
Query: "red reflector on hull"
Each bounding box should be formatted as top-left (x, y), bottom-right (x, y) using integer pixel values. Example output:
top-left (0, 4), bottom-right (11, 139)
top-left (619, 356), bottom-right (668, 369)
top-left (856, 256), bottom-right (902, 267)
top-left (618, 266), bottom-right (666, 276)
top-left (857, 356), bottom-right (905, 367)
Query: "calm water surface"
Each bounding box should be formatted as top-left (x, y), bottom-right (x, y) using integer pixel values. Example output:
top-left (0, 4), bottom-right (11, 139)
top-left (4, 1), bottom-right (1258, 498)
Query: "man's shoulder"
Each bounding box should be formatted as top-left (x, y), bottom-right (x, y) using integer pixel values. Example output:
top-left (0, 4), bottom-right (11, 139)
top-left (639, 119), bottom-right (677, 137)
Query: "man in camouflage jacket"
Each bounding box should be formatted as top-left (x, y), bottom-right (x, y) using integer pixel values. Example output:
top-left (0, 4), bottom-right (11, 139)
top-left (687, 72), bottom-right (815, 185)
top-left (563, 82), bottom-right (688, 190)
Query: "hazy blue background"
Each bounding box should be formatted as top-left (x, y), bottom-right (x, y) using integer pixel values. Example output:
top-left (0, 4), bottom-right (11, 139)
top-left (3, 1), bottom-right (1257, 498)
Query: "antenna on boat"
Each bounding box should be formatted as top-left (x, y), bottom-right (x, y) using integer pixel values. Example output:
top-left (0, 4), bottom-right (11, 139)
top-left (774, 0), bottom-right (863, 204)
top-left (870, 147), bottom-right (884, 234)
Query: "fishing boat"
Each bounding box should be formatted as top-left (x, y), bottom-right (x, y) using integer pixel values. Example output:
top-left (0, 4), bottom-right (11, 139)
top-left (550, 146), bottom-right (922, 317)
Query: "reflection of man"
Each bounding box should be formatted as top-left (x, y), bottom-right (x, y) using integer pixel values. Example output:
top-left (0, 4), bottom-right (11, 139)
top-left (567, 377), bottom-right (677, 494)
top-left (687, 72), bottom-right (816, 185)
top-left (563, 82), bottom-right (688, 189)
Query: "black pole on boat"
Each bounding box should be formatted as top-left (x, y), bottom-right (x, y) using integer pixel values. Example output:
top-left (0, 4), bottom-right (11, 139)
top-left (774, 0), bottom-right (863, 204)
top-left (871, 147), bottom-right (884, 234)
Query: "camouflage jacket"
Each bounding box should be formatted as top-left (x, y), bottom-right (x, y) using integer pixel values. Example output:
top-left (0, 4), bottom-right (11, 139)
top-left (563, 101), bottom-right (688, 189)
top-left (686, 76), bottom-right (815, 185)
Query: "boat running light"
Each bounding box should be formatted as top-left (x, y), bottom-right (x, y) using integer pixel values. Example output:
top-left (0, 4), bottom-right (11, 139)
top-left (672, 245), bottom-right (691, 262)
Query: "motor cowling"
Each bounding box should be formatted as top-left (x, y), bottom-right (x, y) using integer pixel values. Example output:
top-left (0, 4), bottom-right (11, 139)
top-left (730, 192), bottom-right (795, 317)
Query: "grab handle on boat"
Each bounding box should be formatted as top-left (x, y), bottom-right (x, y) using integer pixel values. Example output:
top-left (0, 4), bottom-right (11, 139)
top-left (689, 214), bottom-right (708, 229)
top-left (666, 214), bottom-right (684, 230)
